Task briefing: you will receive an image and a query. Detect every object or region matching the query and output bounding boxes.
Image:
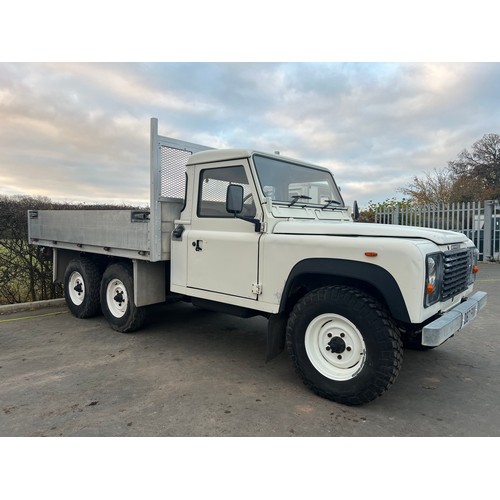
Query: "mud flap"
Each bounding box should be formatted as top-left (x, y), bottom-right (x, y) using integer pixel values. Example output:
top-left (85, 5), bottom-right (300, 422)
top-left (266, 313), bottom-right (287, 362)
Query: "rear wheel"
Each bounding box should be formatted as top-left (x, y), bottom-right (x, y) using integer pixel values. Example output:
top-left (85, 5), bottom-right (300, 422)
top-left (63, 257), bottom-right (101, 318)
top-left (100, 263), bottom-right (145, 333)
top-left (286, 286), bottom-right (403, 405)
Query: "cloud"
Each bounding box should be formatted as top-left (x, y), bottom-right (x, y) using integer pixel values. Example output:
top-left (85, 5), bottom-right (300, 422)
top-left (1, 62), bottom-right (499, 207)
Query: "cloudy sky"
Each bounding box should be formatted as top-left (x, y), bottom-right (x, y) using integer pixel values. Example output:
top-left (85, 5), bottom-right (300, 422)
top-left (1, 61), bottom-right (499, 208)
top-left (1, 1), bottom-right (499, 209)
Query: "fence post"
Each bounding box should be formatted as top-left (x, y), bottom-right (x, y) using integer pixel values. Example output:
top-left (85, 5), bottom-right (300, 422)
top-left (494, 200), bottom-right (499, 261)
top-left (483, 200), bottom-right (493, 261)
top-left (392, 205), bottom-right (399, 225)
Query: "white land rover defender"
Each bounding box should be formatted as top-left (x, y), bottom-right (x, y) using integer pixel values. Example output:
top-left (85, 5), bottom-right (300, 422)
top-left (28, 119), bottom-right (487, 405)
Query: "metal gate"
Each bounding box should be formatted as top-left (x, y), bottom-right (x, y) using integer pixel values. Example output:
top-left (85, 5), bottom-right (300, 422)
top-left (375, 200), bottom-right (500, 261)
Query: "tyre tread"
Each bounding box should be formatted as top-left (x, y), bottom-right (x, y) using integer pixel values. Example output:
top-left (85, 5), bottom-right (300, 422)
top-left (64, 257), bottom-right (101, 318)
top-left (101, 263), bottom-right (145, 333)
top-left (286, 285), bottom-right (403, 405)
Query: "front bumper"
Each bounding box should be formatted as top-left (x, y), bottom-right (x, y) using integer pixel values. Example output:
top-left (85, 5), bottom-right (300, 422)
top-left (422, 291), bottom-right (488, 347)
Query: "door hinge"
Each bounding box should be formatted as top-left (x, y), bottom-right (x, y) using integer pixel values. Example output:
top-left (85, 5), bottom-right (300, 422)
top-left (252, 283), bottom-right (263, 295)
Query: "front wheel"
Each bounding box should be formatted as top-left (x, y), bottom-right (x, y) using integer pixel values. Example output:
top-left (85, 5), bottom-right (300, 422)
top-left (100, 263), bottom-right (145, 333)
top-left (286, 286), bottom-right (403, 405)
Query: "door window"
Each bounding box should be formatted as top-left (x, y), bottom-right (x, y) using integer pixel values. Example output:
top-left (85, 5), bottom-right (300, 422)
top-left (197, 165), bottom-right (256, 218)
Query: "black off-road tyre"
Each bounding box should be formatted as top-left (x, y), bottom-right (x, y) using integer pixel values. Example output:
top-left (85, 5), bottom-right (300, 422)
top-left (100, 263), bottom-right (145, 333)
top-left (286, 286), bottom-right (403, 405)
top-left (63, 257), bottom-right (102, 318)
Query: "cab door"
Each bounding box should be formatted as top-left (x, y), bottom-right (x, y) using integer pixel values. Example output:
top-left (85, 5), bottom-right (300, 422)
top-left (185, 161), bottom-right (261, 300)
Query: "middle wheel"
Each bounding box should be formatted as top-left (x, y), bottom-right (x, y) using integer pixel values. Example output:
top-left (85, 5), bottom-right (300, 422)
top-left (100, 263), bottom-right (145, 333)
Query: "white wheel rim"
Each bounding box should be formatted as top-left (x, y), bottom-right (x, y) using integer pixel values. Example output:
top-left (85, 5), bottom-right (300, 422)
top-left (68, 271), bottom-right (85, 305)
top-left (106, 278), bottom-right (128, 318)
top-left (305, 313), bottom-right (366, 381)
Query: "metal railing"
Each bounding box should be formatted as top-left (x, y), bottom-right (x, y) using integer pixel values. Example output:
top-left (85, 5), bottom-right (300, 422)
top-left (375, 200), bottom-right (500, 261)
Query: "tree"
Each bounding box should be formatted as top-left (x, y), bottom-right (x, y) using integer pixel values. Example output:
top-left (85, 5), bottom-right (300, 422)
top-left (399, 133), bottom-right (500, 205)
top-left (448, 133), bottom-right (500, 201)
top-left (0, 195), bottom-right (57, 304)
top-left (399, 168), bottom-right (456, 205)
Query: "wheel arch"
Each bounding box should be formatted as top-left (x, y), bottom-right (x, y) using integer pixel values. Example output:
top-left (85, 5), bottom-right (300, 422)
top-left (278, 258), bottom-right (410, 323)
top-left (54, 248), bottom-right (109, 283)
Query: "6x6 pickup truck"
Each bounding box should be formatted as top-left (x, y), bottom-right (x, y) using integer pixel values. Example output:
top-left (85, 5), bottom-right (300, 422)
top-left (28, 118), bottom-right (487, 405)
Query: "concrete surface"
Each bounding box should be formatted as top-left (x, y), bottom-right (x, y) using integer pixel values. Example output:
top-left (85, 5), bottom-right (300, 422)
top-left (1, 263), bottom-right (499, 436)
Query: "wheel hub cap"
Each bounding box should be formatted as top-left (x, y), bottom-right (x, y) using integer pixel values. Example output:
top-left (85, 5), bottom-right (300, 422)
top-left (106, 279), bottom-right (128, 318)
top-left (114, 290), bottom-right (124, 305)
top-left (305, 314), bottom-right (367, 381)
top-left (327, 336), bottom-right (346, 354)
top-left (68, 271), bottom-right (85, 305)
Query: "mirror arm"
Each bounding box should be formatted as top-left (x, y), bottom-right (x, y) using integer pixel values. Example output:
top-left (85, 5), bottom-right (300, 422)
top-left (235, 214), bottom-right (262, 232)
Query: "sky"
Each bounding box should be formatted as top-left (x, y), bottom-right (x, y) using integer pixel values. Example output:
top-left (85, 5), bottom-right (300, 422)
top-left (1, 2), bottom-right (499, 211)
top-left (1, 61), bottom-right (499, 208)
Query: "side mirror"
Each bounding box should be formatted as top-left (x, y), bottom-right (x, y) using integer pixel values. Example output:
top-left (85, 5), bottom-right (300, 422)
top-left (226, 184), bottom-right (244, 215)
top-left (353, 200), bottom-right (360, 222)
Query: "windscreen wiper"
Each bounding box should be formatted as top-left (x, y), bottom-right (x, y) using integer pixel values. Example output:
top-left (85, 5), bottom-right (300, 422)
top-left (322, 199), bottom-right (342, 210)
top-left (289, 195), bottom-right (312, 206)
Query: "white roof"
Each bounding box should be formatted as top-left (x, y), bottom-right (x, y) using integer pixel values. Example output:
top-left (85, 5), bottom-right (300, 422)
top-left (186, 149), bottom-right (333, 175)
top-left (186, 148), bottom-right (253, 165)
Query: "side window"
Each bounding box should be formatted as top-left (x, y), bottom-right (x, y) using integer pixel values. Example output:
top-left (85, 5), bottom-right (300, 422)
top-left (198, 165), bottom-right (256, 218)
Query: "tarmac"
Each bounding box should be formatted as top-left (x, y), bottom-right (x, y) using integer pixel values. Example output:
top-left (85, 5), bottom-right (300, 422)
top-left (1, 263), bottom-right (499, 437)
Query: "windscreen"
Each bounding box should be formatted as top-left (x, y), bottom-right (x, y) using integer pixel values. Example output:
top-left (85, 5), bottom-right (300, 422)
top-left (253, 154), bottom-right (343, 206)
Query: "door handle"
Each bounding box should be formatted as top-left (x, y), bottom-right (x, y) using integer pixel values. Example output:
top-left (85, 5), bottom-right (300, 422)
top-left (192, 240), bottom-right (203, 252)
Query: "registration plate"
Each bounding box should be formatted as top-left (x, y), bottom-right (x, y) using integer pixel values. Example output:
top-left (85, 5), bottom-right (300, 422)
top-left (461, 302), bottom-right (478, 328)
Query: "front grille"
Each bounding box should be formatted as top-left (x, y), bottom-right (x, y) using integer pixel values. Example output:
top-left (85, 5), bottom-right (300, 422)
top-left (442, 249), bottom-right (471, 301)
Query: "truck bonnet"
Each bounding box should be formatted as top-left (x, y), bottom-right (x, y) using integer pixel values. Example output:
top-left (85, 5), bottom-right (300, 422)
top-left (272, 220), bottom-right (469, 245)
